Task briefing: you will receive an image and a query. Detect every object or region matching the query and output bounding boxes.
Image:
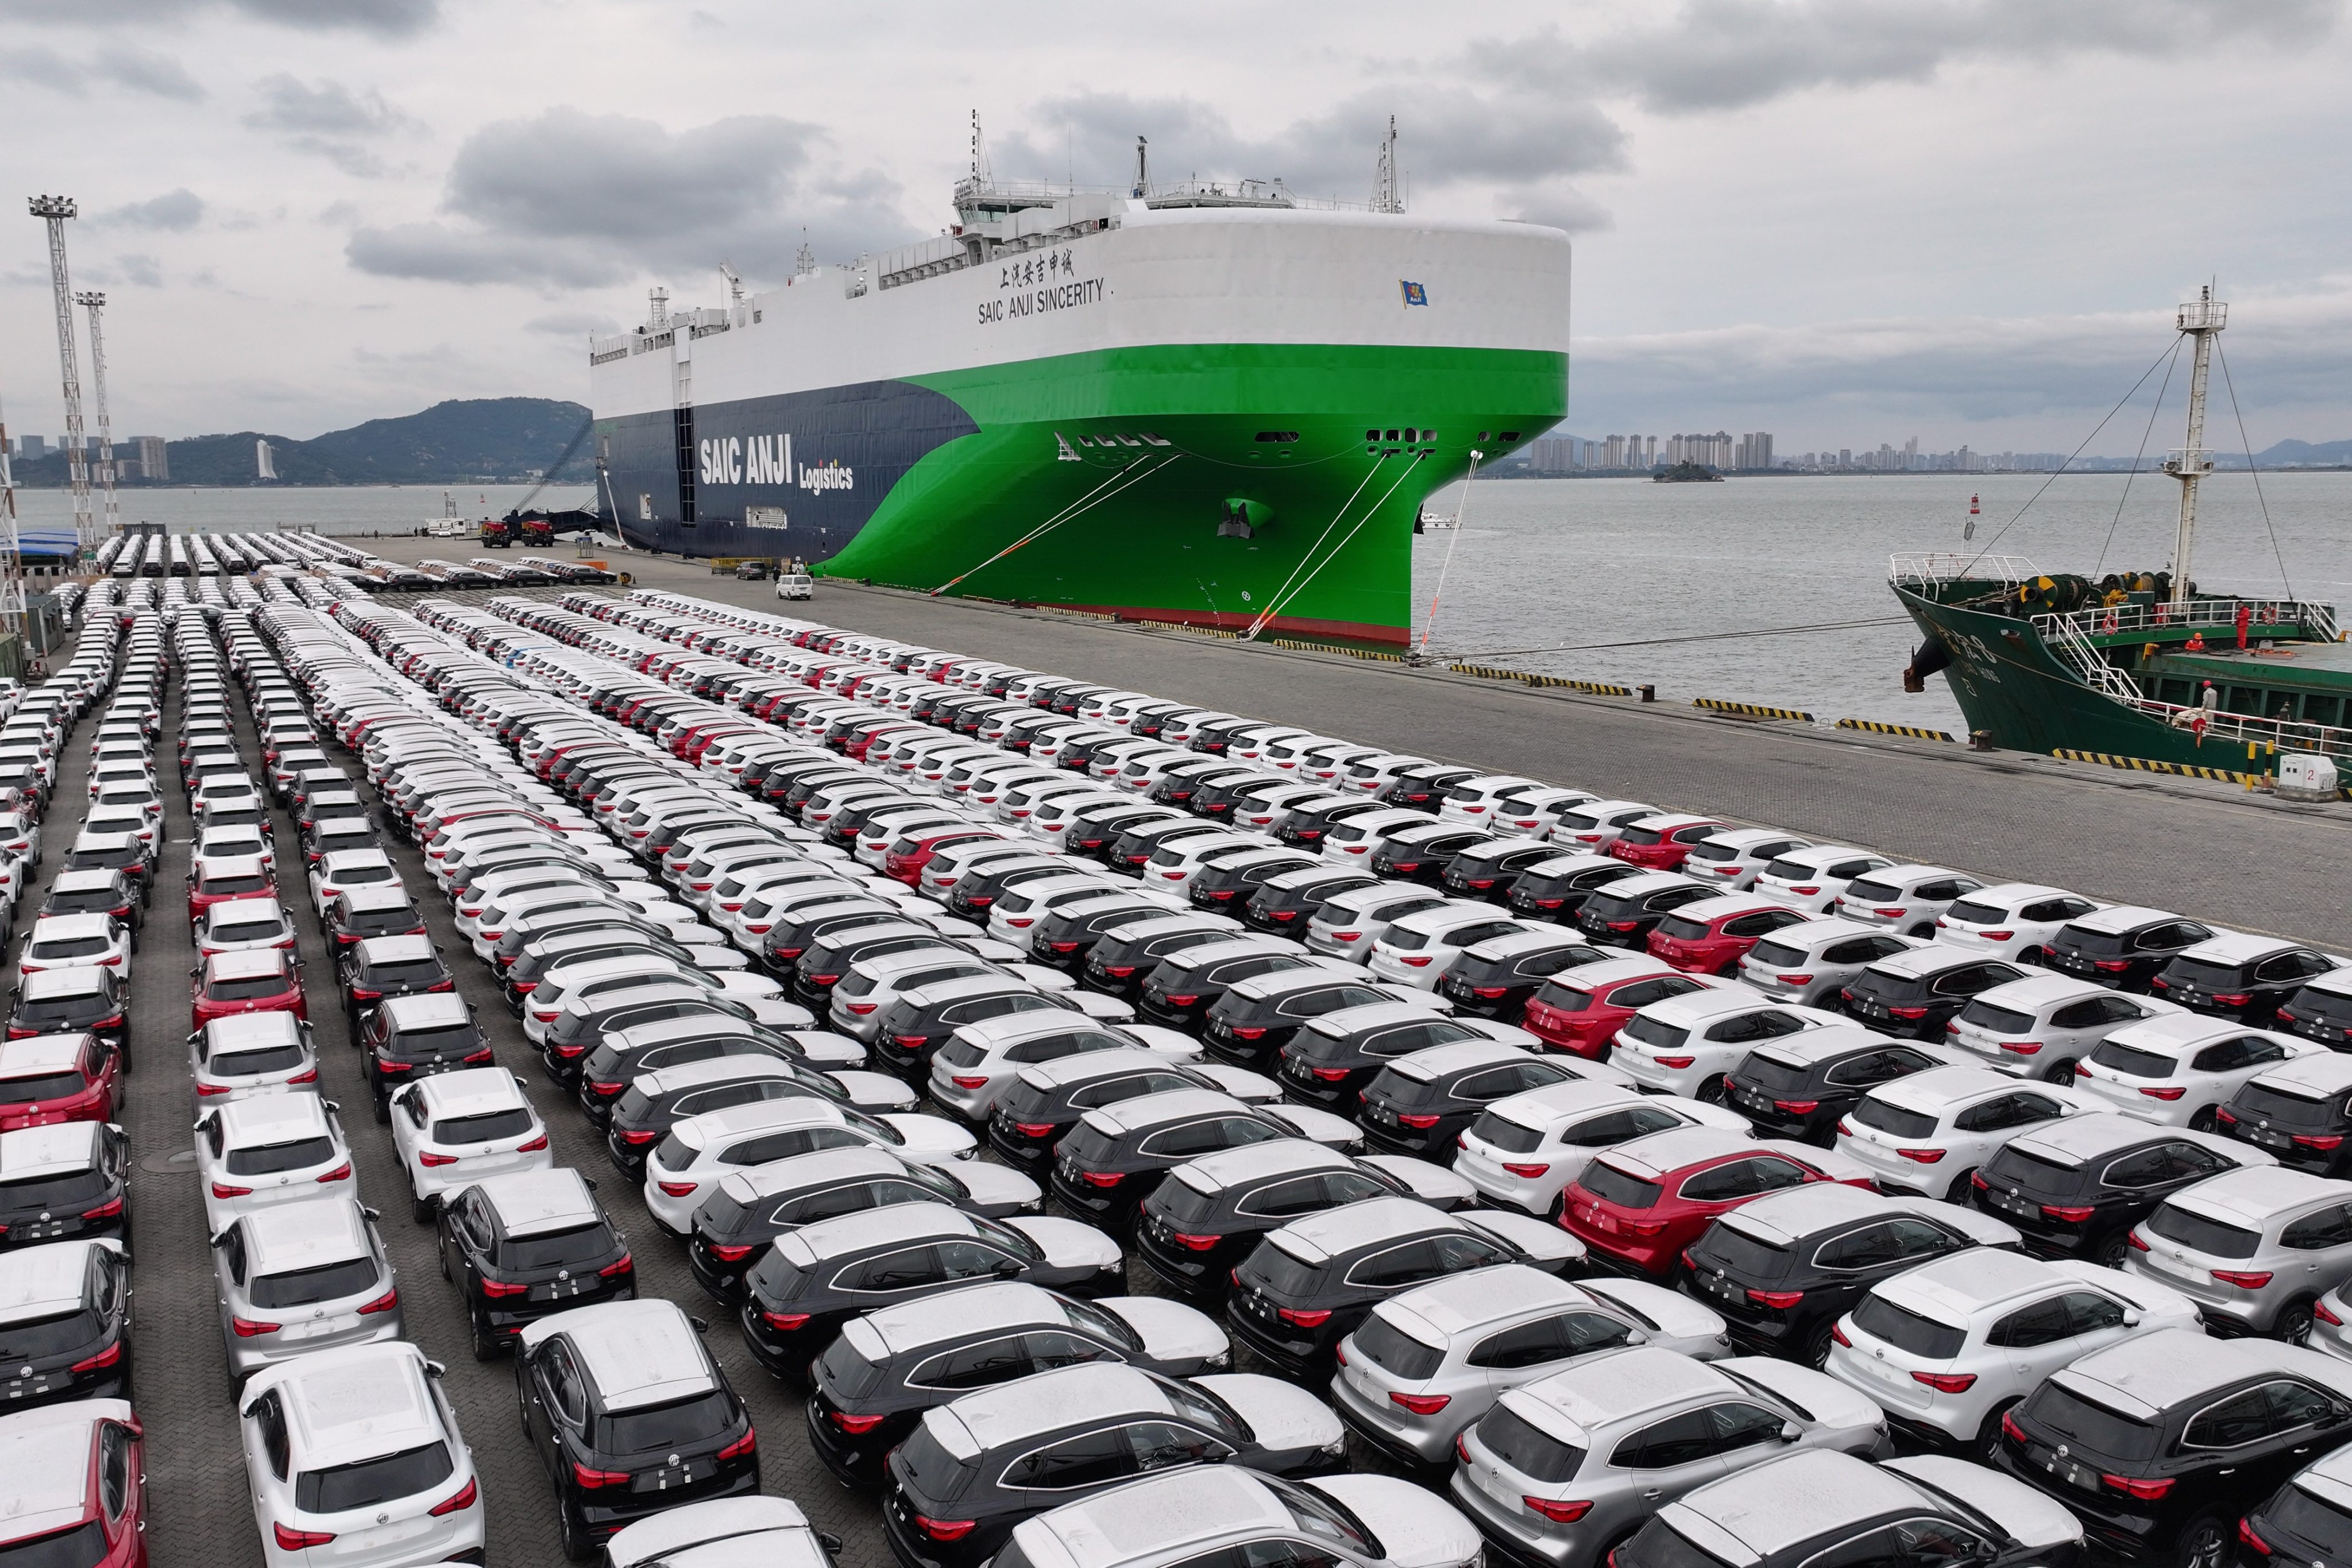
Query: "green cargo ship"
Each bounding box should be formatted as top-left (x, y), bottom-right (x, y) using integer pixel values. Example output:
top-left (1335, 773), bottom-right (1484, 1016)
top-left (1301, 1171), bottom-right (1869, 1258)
top-left (1893, 291), bottom-right (2349, 787)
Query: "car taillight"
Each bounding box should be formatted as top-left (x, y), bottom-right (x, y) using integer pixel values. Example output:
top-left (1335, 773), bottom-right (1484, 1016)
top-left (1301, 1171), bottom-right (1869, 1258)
top-left (80, 1194), bottom-right (125, 1219)
top-left (480, 1277), bottom-right (530, 1297)
top-left (2094, 958), bottom-right (2132, 972)
top-left (232, 1314), bottom-right (283, 1338)
top-left (917, 1516), bottom-right (979, 1543)
top-left (1276, 1306), bottom-right (1332, 1328)
top-left (2212, 992), bottom-right (2253, 1006)
top-left (1385, 1391), bottom-right (1451, 1416)
top-left (708, 1242), bottom-right (755, 1262)
top-left (2213, 1269), bottom-right (2275, 1289)
top-left (1329, 932), bottom-right (1361, 943)
top-left (2040, 1204), bottom-right (2096, 1222)
top-left (68, 1339), bottom-right (124, 1373)
top-left (760, 1309), bottom-right (809, 1331)
top-left (717, 1428), bottom-right (758, 1461)
top-left (517, 1133), bottom-right (550, 1152)
top-left (1789, 885), bottom-right (1820, 896)
top-left (1830, 1321), bottom-right (1851, 1346)
top-left (1776, 973), bottom-right (1813, 985)
top-left (657, 1180), bottom-right (700, 1198)
top-left (1523, 1498), bottom-right (1593, 1524)
top-left (829, 1408), bottom-right (889, 1434)
top-left (418, 1152), bottom-right (458, 1167)
top-left (1772, 1099), bottom-right (1820, 1115)
top-left (274, 1523), bottom-right (336, 1550)
top-left (2102, 1474), bottom-right (2175, 1501)
top-left (2241, 1519), bottom-right (2273, 1557)
top-left (427, 1477), bottom-right (478, 1517)
top-left (1910, 1370), bottom-right (1977, 1392)
top-left (2139, 1086), bottom-right (2186, 1100)
top-left (1998, 1039), bottom-right (2044, 1055)
top-left (1102, 965), bottom-right (1135, 978)
top-left (1897, 1148), bottom-right (1946, 1164)
top-left (1746, 1289), bottom-right (1805, 1309)
top-left (573, 1462), bottom-right (632, 1488)
top-left (1394, 1112), bottom-right (1442, 1129)
top-left (2320, 1300), bottom-right (2346, 1327)
top-left (357, 1287), bottom-right (399, 1315)
top-left (1161, 994), bottom-right (1198, 1007)
top-left (211, 1181), bottom-right (254, 1198)
top-left (1887, 1005), bottom-right (1929, 1020)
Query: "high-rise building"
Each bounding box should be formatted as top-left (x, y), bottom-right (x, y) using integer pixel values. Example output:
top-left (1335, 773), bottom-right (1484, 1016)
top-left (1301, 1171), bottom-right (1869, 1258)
top-left (1601, 435), bottom-right (1626, 468)
top-left (1643, 435), bottom-right (1656, 468)
top-left (136, 436), bottom-right (167, 482)
top-left (18, 435), bottom-right (46, 461)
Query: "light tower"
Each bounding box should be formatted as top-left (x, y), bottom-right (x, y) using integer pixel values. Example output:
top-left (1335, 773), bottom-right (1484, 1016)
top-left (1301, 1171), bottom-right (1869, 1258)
top-left (0, 390), bottom-right (25, 653)
top-left (28, 196), bottom-right (95, 556)
top-left (75, 291), bottom-right (120, 543)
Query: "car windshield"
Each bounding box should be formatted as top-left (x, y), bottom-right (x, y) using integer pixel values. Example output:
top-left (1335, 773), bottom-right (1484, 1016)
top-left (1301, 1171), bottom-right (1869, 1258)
top-left (0, 1307), bottom-right (99, 1361)
top-left (2145, 1202), bottom-right (2260, 1259)
top-left (2027, 1382), bottom-right (2161, 1462)
top-left (1352, 1312), bottom-right (1444, 1379)
top-left (211, 1044), bottom-right (307, 1078)
top-left (227, 1136), bottom-right (334, 1176)
top-left (1577, 1161), bottom-right (1660, 1210)
top-left (500, 1222), bottom-right (612, 1272)
top-left (431, 1108), bottom-right (534, 1146)
top-left (251, 1257), bottom-right (379, 1309)
top-left (1476, 1404), bottom-right (1585, 1484)
top-left (1851, 1292), bottom-right (1966, 1358)
top-left (297, 1440), bottom-right (454, 1513)
top-left (597, 1387), bottom-right (733, 1454)
top-left (0, 1070), bottom-right (88, 1104)
top-left (208, 974), bottom-right (291, 1001)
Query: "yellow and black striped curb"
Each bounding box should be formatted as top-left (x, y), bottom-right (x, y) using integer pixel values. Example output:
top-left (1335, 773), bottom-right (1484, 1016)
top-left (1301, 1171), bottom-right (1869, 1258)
top-left (1168, 621), bottom-right (1242, 639)
top-left (1526, 674), bottom-right (1633, 696)
top-left (1837, 719), bottom-right (1955, 742)
top-left (1270, 639), bottom-right (1410, 663)
top-left (2052, 749), bottom-right (2264, 785)
top-left (1696, 697), bottom-right (1814, 722)
top-left (1449, 662), bottom-right (1527, 682)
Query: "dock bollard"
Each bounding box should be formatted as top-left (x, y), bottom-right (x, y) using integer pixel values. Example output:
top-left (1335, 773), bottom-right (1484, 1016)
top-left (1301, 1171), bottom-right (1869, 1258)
top-left (1968, 730), bottom-right (1995, 752)
top-left (1638, 685), bottom-right (1655, 703)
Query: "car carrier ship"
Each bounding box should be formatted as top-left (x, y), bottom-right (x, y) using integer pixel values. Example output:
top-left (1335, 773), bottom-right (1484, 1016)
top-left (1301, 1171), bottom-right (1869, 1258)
top-left (587, 134), bottom-right (1571, 644)
top-left (1892, 289), bottom-right (2349, 785)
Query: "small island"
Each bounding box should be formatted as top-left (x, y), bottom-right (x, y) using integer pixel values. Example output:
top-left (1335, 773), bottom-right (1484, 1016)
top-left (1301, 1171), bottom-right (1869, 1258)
top-left (1653, 460), bottom-right (1725, 483)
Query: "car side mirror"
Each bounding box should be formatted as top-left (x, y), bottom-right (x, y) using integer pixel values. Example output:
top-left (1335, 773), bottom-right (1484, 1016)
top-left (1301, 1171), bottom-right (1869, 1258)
top-left (687, 1315), bottom-right (709, 1335)
top-left (581, 1176), bottom-right (597, 1191)
top-left (994, 1260), bottom-right (1024, 1280)
top-left (424, 1360), bottom-right (447, 1378)
top-left (2120, 1308), bottom-right (2141, 1327)
top-left (1779, 1420), bottom-right (1802, 1443)
top-left (817, 1532), bottom-right (844, 1557)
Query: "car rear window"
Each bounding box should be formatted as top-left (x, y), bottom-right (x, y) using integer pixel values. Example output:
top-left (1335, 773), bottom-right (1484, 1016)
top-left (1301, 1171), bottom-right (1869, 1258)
top-left (1353, 1312), bottom-right (1445, 1380)
top-left (1152, 1178), bottom-right (1218, 1227)
top-left (1620, 1014), bottom-right (1687, 1051)
top-left (1654, 914), bottom-right (1712, 943)
top-left (1958, 999), bottom-right (2037, 1035)
top-left (1737, 1054), bottom-right (1812, 1094)
top-left (0, 1070), bottom-right (90, 1104)
top-left (252, 1257), bottom-right (379, 1309)
top-left (0, 1307), bottom-right (101, 1361)
top-left (1476, 1404), bottom-right (1585, 1484)
top-left (0, 1169), bottom-right (107, 1213)
top-left (2270, 1487), bottom-right (2352, 1562)
top-left (1851, 1098), bottom-right (1938, 1140)
top-left (1851, 1293), bottom-right (1966, 1358)
top-left (1241, 1241), bottom-right (1329, 1300)
top-left (1698, 1223), bottom-right (1791, 1281)
top-left (2232, 1082), bottom-right (2334, 1125)
top-left (298, 1440), bottom-right (453, 1513)
top-left (501, 1222), bottom-right (612, 1273)
top-left (431, 1109), bottom-right (535, 1145)
top-left (2088, 1041), bottom-right (2175, 1078)
top-left (2056, 924), bottom-right (2131, 957)
top-left (227, 1136), bottom-right (334, 1176)
top-left (895, 1422), bottom-right (978, 1504)
top-left (1469, 1110), bottom-right (1542, 1154)
top-left (1529, 980), bottom-right (1592, 1013)
top-left (1843, 878), bottom-right (1903, 904)
top-left (2145, 1202), bottom-right (2260, 1259)
top-left (1577, 1161), bottom-right (1660, 1210)
top-left (1747, 938), bottom-right (1808, 970)
top-left (1947, 899), bottom-right (2009, 925)
top-left (2168, 957), bottom-right (2253, 988)
top-left (2027, 1382), bottom-right (2161, 1463)
top-left (598, 1388), bottom-right (734, 1454)
top-left (1983, 1144), bottom-right (2090, 1197)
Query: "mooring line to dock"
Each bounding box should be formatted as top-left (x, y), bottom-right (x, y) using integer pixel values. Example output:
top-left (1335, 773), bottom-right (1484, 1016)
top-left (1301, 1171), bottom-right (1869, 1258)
top-left (1239, 456), bottom-right (1388, 641)
top-left (929, 452), bottom-right (1175, 597)
top-left (1246, 453), bottom-right (1424, 640)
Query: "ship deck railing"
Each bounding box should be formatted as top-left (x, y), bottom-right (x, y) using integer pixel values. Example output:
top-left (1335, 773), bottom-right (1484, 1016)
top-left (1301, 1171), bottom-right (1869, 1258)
top-left (2033, 598), bottom-right (2341, 646)
top-left (1889, 552), bottom-right (2041, 590)
top-left (2118, 696), bottom-right (2352, 762)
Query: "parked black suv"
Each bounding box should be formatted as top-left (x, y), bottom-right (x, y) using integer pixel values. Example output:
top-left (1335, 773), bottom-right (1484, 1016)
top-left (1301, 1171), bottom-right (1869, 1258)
top-left (986, 1051), bottom-right (1231, 1169)
top-left (1971, 1114), bottom-right (2261, 1268)
top-left (2155, 937), bottom-right (2340, 1025)
top-left (1079, 916), bottom-right (1242, 1001)
top-left (1275, 1004), bottom-right (1508, 1113)
top-left (1357, 1041), bottom-right (1585, 1158)
top-left (438, 1168), bottom-right (632, 1360)
top-left (1437, 932), bottom-right (1609, 1021)
top-left (1574, 873), bottom-right (1716, 949)
top-left (359, 992), bottom-right (492, 1118)
top-left (2217, 1054), bottom-right (2352, 1175)
top-left (1048, 1088), bottom-right (1354, 1231)
top-left (2045, 906), bottom-right (2217, 993)
top-left (1242, 868), bottom-right (1376, 936)
top-left (1504, 853), bottom-right (1646, 924)
top-left (1199, 970), bottom-right (1397, 1071)
top-left (1841, 949), bottom-right (2025, 1039)
top-left (1723, 1029), bottom-right (1955, 1145)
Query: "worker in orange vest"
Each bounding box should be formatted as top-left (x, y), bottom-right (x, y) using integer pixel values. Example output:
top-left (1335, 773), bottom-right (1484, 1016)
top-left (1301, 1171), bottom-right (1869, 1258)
top-left (2184, 630), bottom-right (2207, 652)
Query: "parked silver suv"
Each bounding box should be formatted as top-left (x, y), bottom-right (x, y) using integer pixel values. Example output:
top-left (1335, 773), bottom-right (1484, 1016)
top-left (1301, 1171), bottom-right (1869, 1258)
top-left (2123, 1164), bottom-right (2352, 1339)
top-left (212, 1194), bottom-right (403, 1380)
top-left (1449, 1343), bottom-right (1889, 1568)
top-left (1333, 1264), bottom-right (1730, 1463)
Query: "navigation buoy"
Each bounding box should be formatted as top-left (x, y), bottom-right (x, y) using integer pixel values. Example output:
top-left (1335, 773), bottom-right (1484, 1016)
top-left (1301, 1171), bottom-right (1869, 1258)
top-left (1964, 492), bottom-right (1979, 540)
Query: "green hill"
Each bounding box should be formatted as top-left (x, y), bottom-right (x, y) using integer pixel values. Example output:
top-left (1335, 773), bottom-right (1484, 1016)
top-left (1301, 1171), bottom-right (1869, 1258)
top-left (12, 396), bottom-right (593, 487)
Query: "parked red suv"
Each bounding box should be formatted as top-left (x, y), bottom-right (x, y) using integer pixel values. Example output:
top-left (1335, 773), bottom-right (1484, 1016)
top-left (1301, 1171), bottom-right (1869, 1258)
top-left (1645, 894), bottom-right (1814, 976)
top-left (191, 949), bottom-right (308, 1032)
top-left (1556, 1126), bottom-right (1874, 1277)
top-left (1518, 958), bottom-right (1712, 1057)
top-left (0, 1033), bottom-right (121, 1130)
top-left (1605, 816), bottom-right (1730, 872)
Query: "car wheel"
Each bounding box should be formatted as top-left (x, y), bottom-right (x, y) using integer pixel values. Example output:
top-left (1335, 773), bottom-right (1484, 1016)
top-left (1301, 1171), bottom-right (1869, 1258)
top-left (1802, 1322), bottom-right (1837, 1369)
top-left (410, 1189), bottom-right (435, 1225)
top-left (2017, 946), bottom-right (2045, 967)
top-left (2176, 1512), bottom-right (2230, 1568)
top-left (2047, 1058), bottom-right (2079, 1087)
top-left (2189, 1107), bottom-right (2219, 1134)
top-left (2092, 1229), bottom-right (2131, 1270)
top-left (470, 1314), bottom-right (502, 1362)
top-left (1975, 1400), bottom-right (2018, 1462)
top-left (558, 1503), bottom-right (596, 1563)
top-left (2275, 1296), bottom-right (2318, 1344)
top-left (1945, 1167), bottom-right (1978, 1203)
top-left (371, 1087), bottom-right (390, 1125)
top-left (1696, 1076), bottom-right (1727, 1105)
top-left (437, 1232), bottom-right (453, 1281)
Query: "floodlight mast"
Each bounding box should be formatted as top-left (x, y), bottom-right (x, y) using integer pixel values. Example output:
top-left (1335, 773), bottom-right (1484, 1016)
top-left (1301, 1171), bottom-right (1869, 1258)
top-left (28, 196), bottom-right (96, 555)
top-left (75, 291), bottom-right (119, 542)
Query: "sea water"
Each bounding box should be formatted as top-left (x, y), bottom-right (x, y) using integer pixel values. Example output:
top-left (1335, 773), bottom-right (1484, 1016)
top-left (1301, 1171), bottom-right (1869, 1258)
top-left (18, 470), bottom-right (2351, 732)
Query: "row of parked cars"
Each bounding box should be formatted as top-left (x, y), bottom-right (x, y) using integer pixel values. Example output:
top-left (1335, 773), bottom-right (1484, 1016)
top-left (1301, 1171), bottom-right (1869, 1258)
top-left (366, 580), bottom-right (2351, 1568)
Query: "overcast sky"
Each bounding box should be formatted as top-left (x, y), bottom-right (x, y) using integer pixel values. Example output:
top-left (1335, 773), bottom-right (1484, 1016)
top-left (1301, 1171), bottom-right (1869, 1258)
top-left (4, 0), bottom-right (2349, 455)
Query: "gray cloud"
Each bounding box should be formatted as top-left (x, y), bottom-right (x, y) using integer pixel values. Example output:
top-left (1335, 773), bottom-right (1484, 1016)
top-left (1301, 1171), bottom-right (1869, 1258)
top-left (0, 0), bottom-right (437, 36)
top-left (245, 74), bottom-right (415, 176)
top-left (1531, 0), bottom-right (2342, 115)
top-left (0, 40), bottom-right (204, 99)
top-left (347, 108), bottom-right (910, 287)
top-left (114, 253), bottom-right (164, 287)
top-left (526, 311), bottom-right (621, 337)
top-left (99, 188), bottom-right (204, 230)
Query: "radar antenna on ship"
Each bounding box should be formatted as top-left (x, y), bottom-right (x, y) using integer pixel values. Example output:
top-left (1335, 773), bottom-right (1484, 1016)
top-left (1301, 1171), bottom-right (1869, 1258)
top-left (1372, 116), bottom-right (1405, 214)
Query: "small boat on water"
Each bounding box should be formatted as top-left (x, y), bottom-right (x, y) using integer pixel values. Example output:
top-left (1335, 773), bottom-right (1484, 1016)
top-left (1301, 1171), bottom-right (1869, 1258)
top-left (1892, 289), bottom-right (2347, 786)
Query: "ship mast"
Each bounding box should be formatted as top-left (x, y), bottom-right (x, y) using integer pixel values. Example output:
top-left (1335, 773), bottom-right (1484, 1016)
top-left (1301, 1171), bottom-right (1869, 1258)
top-left (2161, 285), bottom-right (2225, 607)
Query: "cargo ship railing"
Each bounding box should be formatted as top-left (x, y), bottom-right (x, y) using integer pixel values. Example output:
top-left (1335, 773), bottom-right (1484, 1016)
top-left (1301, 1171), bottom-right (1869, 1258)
top-left (1889, 553), bottom-right (2041, 590)
top-left (2118, 697), bottom-right (2352, 761)
top-left (2031, 598), bottom-right (2341, 644)
top-left (2036, 611), bottom-right (2144, 703)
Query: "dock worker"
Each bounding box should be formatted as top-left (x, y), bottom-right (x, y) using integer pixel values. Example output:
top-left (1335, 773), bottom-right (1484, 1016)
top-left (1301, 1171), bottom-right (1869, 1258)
top-left (2184, 630), bottom-right (2207, 652)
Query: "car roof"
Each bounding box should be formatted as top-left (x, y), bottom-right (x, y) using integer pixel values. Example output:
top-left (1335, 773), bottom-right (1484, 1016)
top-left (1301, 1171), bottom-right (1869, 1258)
top-left (412, 1067), bottom-right (527, 1117)
top-left (1387, 1039), bottom-right (1530, 1082)
top-left (1595, 1126), bottom-right (1756, 1180)
top-left (20, 964), bottom-right (111, 999)
top-left (931, 1362), bottom-right (1165, 1456)
top-left (0, 1033), bottom-right (91, 1075)
top-left (957, 1011), bottom-right (1121, 1050)
top-left (1172, 1138), bottom-right (1347, 1194)
top-left (2006, 1111), bottom-right (2185, 1164)
top-left (2064, 904), bottom-right (2178, 934)
top-left (0, 1238), bottom-right (103, 1322)
top-left (1748, 1026), bottom-right (1896, 1069)
top-left (1511, 1345), bottom-right (1732, 1440)
top-left (1486, 1078), bottom-right (1649, 1129)
top-left (244, 1196), bottom-right (370, 1272)
top-left (0, 1121), bottom-right (102, 1177)
top-left (2105, 1013), bottom-right (2272, 1056)
top-left (856, 1280), bottom-right (1064, 1356)
top-left (1971, 973), bottom-right (2111, 1011)
top-left (2252, 1054), bottom-right (2352, 1096)
top-left (269, 1343), bottom-right (442, 1469)
top-left (1019, 1466), bottom-right (1292, 1568)
top-left (1871, 1065), bottom-right (2026, 1114)
top-left (472, 1167), bottom-right (601, 1236)
top-left (1767, 918), bottom-right (1886, 948)
top-left (1718, 1184), bottom-right (2010, 1249)
top-left (206, 948), bottom-right (291, 980)
top-left (204, 1010), bottom-right (303, 1049)
top-left (46, 869), bottom-right (122, 892)
top-left (29, 912), bottom-right (114, 939)
top-left (2165, 1166), bottom-right (2352, 1229)
top-left (2055, 1328), bottom-right (2352, 1419)
top-left (2184, 932), bottom-right (2304, 963)
top-left (1384, 1264), bottom-right (1586, 1342)
top-left (356, 933), bottom-right (435, 965)
top-left (1874, 1248), bottom-right (2076, 1321)
top-left (1867, 944), bottom-right (2003, 978)
top-left (678, 1096), bottom-right (851, 1146)
top-left (1662, 1450), bottom-right (1926, 1566)
top-left (0, 1397), bottom-right (122, 1539)
top-left (643, 1056), bottom-right (801, 1095)
top-left (523, 1300), bottom-right (713, 1410)
top-left (781, 1200), bottom-right (973, 1264)
top-left (380, 993), bottom-right (472, 1030)
top-left (1080, 1087), bottom-right (1237, 1136)
top-left (1271, 1196), bottom-right (1453, 1263)
top-left (902, 974), bottom-right (1032, 1007)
